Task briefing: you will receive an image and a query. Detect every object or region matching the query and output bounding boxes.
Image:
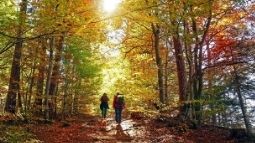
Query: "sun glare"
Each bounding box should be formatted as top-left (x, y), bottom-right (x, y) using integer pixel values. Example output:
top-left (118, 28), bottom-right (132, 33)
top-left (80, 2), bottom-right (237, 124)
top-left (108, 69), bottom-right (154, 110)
top-left (102, 0), bottom-right (121, 13)
top-left (100, 45), bottom-right (120, 57)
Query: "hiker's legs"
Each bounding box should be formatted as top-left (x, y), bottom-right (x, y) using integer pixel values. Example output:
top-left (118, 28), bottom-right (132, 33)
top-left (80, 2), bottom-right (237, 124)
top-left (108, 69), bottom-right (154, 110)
top-left (119, 109), bottom-right (122, 123)
top-left (114, 109), bottom-right (117, 122)
top-left (103, 108), bottom-right (107, 118)
top-left (115, 109), bottom-right (118, 122)
top-left (102, 108), bottom-right (107, 118)
top-left (115, 109), bottom-right (119, 123)
top-left (115, 108), bottom-right (122, 123)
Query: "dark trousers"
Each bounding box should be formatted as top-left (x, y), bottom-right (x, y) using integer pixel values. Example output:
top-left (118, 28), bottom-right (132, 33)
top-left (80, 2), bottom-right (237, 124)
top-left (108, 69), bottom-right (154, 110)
top-left (115, 108), bottom-right (122, 123)
top-left (101, 108), bottom-right (107, 118)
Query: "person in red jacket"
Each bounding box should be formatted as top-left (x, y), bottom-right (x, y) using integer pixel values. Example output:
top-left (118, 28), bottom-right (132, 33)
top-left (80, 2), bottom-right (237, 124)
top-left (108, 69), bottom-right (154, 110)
top-left (113, 92), bottom-right (125, 124)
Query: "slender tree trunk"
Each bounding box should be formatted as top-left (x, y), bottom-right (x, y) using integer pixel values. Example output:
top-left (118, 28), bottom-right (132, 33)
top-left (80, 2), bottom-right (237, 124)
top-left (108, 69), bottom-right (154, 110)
top-left (67, 64), bottom-right (75, 115)
top-left (24, 64), bottom-right (35, 116)
top-left (35, 39), bottom-right (47, 115)
top-left (61, 59), bottom-right (72, 119)
top-left (206, 42), bottom-right (217, 125)
top-left (24, 48), bottom-right (37, 115)
top-left (62, 77), bottom-right (69, 120)
top-left (44, 37), bottom-right (54, 120)
top-left (234, 74), bottom-right (252, 136)
top-left (48, 35), bottom-right (64, 119)
top-left (5, 0), bottom-right (27, 114)
top-left (28, 60), bottom-right (36, 109)
top-left (222, 93), bottom-right (228, 127)
top-left (195, 43), bottom-right (204, 124)
top-left (192, 16), bottom-right (202, 124)
top-left (73, 78), bottom-right (81, 114)
top-left (152, 24), bottom-right (165, 103)
top-left (172, 34), bottom-right (187, 115)
top-left (229, 46), bottom-right (253, 136)
top-left (17, 92), bottom-right (23, 112)
top-left (164, 45), bottom-right (169, 102)
top-left (183, 19), bottom-right (194, 119)
top-left (62, 83), bottom-right (67, 120)
top-left (190, 1), bottom-right (212, 124)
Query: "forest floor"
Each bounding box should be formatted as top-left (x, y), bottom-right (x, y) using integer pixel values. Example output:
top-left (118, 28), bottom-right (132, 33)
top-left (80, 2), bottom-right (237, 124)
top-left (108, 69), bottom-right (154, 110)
top-left (0, 113), bottom-right (251, 143)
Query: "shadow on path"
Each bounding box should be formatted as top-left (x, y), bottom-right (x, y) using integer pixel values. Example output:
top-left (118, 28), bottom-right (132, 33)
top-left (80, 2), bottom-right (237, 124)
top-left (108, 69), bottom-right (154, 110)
top-left (115, 124), bottom-right (132, 141)
top-left (88, 118), bottom-right (147, 143)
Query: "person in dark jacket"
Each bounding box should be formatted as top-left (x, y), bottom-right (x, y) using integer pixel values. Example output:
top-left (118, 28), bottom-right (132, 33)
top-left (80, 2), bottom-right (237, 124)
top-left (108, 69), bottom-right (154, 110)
top-left (100, 93), bottom-right (109, 118)
top-left (113, 92), bottom-right (125, 124)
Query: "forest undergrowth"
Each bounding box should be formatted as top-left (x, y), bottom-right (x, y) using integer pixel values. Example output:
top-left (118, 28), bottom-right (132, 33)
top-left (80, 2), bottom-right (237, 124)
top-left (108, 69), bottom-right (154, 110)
top-left (0, 112), bottom-right (252, 143)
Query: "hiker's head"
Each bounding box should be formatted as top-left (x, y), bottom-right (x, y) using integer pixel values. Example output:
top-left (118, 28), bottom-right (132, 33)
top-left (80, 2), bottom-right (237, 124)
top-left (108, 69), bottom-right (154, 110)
top-left (116, 92), bottom-right (124, 97)
top-left (103, 93), bottom-right (107, 96)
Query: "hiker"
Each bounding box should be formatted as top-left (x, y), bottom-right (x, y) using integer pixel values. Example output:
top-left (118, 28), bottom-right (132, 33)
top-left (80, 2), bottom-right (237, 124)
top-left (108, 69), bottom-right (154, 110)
top-left (100, 93), bottom-right (109, 118)
top-left (113, 92), bottom-right (125, 124)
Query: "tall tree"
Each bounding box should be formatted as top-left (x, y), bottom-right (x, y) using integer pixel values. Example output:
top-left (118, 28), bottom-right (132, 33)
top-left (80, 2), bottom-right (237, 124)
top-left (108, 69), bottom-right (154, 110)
top-left (152, 24), bottom-right (165, 103)
top-left (34, 38), bottom-right (47, 115)
top-left (5, 0), bottom-right (27, 113)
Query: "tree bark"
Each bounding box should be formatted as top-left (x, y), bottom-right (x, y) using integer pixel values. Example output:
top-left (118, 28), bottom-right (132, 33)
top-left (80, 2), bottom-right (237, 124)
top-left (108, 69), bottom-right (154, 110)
top-left (24, 60), bottom-right (36, 116)
top-left (172, 34), bottom-right (187, 115)
top-left (62, 61), bottom-right (72, 119)
top-left (190, 1), bottom-right (212, 124)
top-left (5, 0), bottom-right (27, 113)
top-left (183, 19), bottom-right (194, 119)
top-left (230, 45), bottom-right (253, 136)
top-left (73, 78), bottom-right (81, 114)
top-left (152, 24), bottom-right (165, 103)
top-left (35, 38), bottom-right (47, 115)
top-left (48, 35), bottom-right (64, 119)
top-left (164, 45), bottom-right (169, 102)
top-left (44, 37), bottom-right (54, 120)
top-left (234, 74), bottom-right (252, 137)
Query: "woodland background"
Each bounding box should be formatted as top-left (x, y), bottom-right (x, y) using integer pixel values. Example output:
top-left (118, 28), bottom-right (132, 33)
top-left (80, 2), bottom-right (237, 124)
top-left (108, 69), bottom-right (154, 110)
top-left (0, 0), bottom-right (255, 141)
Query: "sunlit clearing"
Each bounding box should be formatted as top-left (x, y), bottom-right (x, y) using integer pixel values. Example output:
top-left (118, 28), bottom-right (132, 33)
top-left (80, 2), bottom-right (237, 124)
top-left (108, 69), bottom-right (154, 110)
top-left (100, 58), bottom-right (128, 95)
top-left (103, 0), bottom-right (121, 13)
top-left (107, 29), bottom-right (124, 44)
top-left (100, 45), bottom-right (120, 57)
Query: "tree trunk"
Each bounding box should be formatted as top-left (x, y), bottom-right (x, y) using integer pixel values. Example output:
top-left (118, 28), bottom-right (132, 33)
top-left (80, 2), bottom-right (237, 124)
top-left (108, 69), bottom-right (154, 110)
top-left (164, 45), bottom-right (169, 102)
top-left (35, 38), bottom-right (47, 115)
top-left (62, 77), bottom-right (69, 120)
top-left (192, 1), bottom-right (212, 124)
top-left (44, 37), bottom-right (54, 120)
top-left (24, 63), bottom-right (36, 116)
top-left (152, 24), bottom-right (165, 103)
top-left (61, 59), bottom-right (72, 119)
top-left (28, 61), bottom-right (36, 109)
top-left (206, 42), bottom-right (217, 125)
top-left (183, 19), bottom-right (194, 119)
top-left (229, 45), bottom-right (253, 136)
top-left (5, 0), bottom-right (27, 114)
top-left (234, 74), bottom-right (252, 137)
top-left (48, 35), bottom-right (64, 119)
top-left (73, 79), bottom-right (81, 114)
top-left (172, 34), bottom-right (187, 115)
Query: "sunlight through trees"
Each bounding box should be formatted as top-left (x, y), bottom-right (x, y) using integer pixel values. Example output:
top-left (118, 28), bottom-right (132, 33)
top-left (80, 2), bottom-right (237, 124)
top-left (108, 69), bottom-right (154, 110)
top-left (0, 0), bottom-right (254, 140)
top-left (102, 0), bottom-right (121, 13)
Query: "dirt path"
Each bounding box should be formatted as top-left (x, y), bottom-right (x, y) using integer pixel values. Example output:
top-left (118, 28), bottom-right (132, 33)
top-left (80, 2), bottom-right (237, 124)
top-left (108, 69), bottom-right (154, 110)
top-left (29, 114), bottom-right (152, 143)
top-left (86, 118), bottom-right (147, 143)
top-left (28, 114), bottom-right (237, 143)
top-left (29, 114), bottom-right (182, 143)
